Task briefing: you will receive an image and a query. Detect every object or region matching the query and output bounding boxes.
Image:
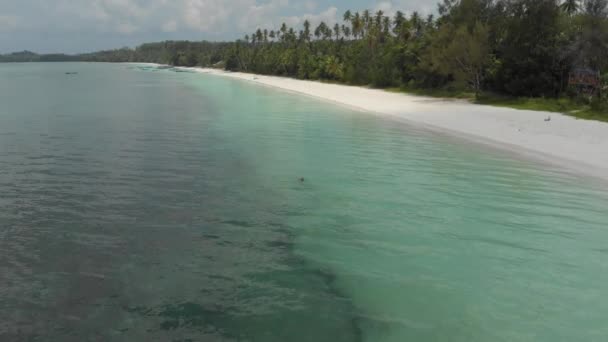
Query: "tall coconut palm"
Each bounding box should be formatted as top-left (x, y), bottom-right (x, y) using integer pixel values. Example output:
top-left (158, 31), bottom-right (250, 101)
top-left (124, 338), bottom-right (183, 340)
top-left (343, 10), bottom-right (353, 41)
top-left (393, 11), bottom-right (406, 35)
top-left (561, 0), bottom-right (581, 15)
top-left (352, 12), bottom-right (363, 39)
top-left (375, 10), bottom-right (384, 28)
top-left (411, 11), bottom-right (422, 35)
top-left (343, 10), bottom-right (352, 23)
top-left (326, 27), bottom-right (334, 40)
top-left (322, 23), bottom-right (332, 40)
top-left (287, 28), bottom-right (296, 43)
top-left (342, 25), bottom-right (351, 39)
top-left (255, 29), bottom-right (263, 44)
top-left (280, 23), bottom-right (288, 42)
top-left (426, 14), bottom-right (435, 28)
top-left (382, 16), bottom-right (391, 36)
top-left (303, 20), bottom-right (312, 42)
top-left (363, 10), bottom-right (371, 23)
top-left (314, 22), bottom-right (323, 40)
top-left (363, 10), bottom-right (371, 35)
top-left (333, 23), bottom-right (341, 40)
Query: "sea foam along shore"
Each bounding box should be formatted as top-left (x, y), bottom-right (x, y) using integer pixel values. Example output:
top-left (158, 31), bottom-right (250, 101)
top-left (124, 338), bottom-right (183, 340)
top-left (159, 64), bottom-right (608, 182)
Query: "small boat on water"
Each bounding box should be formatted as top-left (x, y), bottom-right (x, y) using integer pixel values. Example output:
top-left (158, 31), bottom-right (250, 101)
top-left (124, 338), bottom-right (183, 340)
top-left (65, 72), bottom-right (78, 75)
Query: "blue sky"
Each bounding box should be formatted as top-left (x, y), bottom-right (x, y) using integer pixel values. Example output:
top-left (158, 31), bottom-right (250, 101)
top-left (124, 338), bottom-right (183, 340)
top-left (0, 0), bottom-right (437, 54)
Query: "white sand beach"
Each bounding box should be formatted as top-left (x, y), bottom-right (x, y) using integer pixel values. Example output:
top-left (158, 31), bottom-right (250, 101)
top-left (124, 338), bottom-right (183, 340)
top-left (177, 66), bottom-right (608, 181)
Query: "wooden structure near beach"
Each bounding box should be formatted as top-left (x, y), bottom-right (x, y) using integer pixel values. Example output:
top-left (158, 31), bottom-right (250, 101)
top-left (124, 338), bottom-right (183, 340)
top-left (569, 68), bottom-right (601, 96)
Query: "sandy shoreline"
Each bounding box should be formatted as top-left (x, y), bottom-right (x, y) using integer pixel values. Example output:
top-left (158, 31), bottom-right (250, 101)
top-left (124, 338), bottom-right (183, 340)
top-left (153, 64), bottom-right (608, 182)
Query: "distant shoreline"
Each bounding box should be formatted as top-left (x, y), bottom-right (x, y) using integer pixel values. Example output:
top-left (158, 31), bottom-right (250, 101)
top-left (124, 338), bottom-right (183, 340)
top-left (141, 63), bottom-right (608, 183)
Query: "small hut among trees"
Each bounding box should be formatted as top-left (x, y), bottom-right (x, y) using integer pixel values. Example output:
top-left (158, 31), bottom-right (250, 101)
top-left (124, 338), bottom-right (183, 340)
top-left (569, 67), bottom-right (601, 96)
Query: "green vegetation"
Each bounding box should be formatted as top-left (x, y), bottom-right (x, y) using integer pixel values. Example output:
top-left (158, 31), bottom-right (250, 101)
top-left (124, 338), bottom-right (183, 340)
top-left (476, 94), bottom-right (608, 121)
top-left (386, 87), bottom-right (608, 121)
top-left (2, 0), bottom-right (607, 120)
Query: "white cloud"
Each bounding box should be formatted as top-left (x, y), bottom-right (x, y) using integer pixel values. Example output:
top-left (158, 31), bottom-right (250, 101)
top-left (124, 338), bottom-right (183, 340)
top-left (162, 20), bottom-right (178, 33)
top-left (237, 0), bottom-right (292, 31)
top-left (372, 0), bottom-right (436, 16)
top-left (182, 0), bottom-right (235, 32)
top-left (375, 1), bottom-right (396, 16)
top-left (303, 1), bottom-right (317, 12)
top-left (116, 22), bottom-right (138, 34)
top-left (0, 15), bottom-right (19, 32)
top-left (39, 0), bottom-right (345, 35)
top-left (48, 0), bottom-right (152, 33)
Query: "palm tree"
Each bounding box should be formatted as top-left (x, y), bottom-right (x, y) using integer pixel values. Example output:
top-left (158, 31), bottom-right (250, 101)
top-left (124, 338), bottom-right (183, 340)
top-left (269, 30), bottom-right (276, 41)
top-left (375, 10), bottom-right (384, 28)
top-left (314, 23), bottom-right (323, 40)
top-left (426, 14), bottom-right (435, 28)
top-left (411, 11), bottom-right (422, 35)
top-left (315, 22), bottom-right (331, 40)
top-left (561, 0), bottom-right (580, 15)
top-left (352, 12), bottom-right (363, 39)
top-left (280, 23), bottom-right (288, 42)
top-left (303, 20), bottom-right (312, 42)
top-left (343, 10), bottom-right (352, 23)
top-left (393, 11), bottom-right (406, 36)
top-left (255, 29), bottom-right (263, 44)
top-left (342, 25), bottom-right (351, 39)
top-left (287, 28), bottom-right (296, 43)
top-left (324, 26), bottom-right (333, 40)
top-left (382, 16), bottom-right (391, 36)
top-left (363, 10), bottom-right (371, 35)
top-left (263, 29), bottom-right (268, 43)
top-left (320, 22), bottom-right (332, 40)
top-left (333, 23), bottom-right (341, 40)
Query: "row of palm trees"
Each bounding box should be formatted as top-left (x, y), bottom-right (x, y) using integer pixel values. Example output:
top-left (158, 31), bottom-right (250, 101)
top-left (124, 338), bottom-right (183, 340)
top-left (243, 0), bottom-right (594, 45)
top-left (245, 0), bottom-right (601, 42)
top-left (243, 9), bottom-right (433, 45)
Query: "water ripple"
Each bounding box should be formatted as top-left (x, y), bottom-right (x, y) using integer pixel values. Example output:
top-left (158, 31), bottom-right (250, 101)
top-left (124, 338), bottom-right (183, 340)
top-left (1, 63), bottom-right (608, 342)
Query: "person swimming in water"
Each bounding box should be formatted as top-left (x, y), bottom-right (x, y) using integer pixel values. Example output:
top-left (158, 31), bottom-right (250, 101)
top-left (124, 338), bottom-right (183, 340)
top-left (299, 177), bottom-right (305, 182)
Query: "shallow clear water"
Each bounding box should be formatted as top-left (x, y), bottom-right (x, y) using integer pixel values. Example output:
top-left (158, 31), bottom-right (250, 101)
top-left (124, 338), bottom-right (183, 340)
top-left (1, 63), bottom-right (607, 341)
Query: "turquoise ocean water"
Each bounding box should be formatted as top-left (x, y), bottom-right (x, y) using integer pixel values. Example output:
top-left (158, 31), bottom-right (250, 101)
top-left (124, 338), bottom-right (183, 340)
top-left (1, 63), bottom-right (608, 341)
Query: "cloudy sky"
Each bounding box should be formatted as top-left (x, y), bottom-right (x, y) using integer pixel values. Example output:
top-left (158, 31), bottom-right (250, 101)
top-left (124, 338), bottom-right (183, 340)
top-left (0, 0), bottom-right (436, 54)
